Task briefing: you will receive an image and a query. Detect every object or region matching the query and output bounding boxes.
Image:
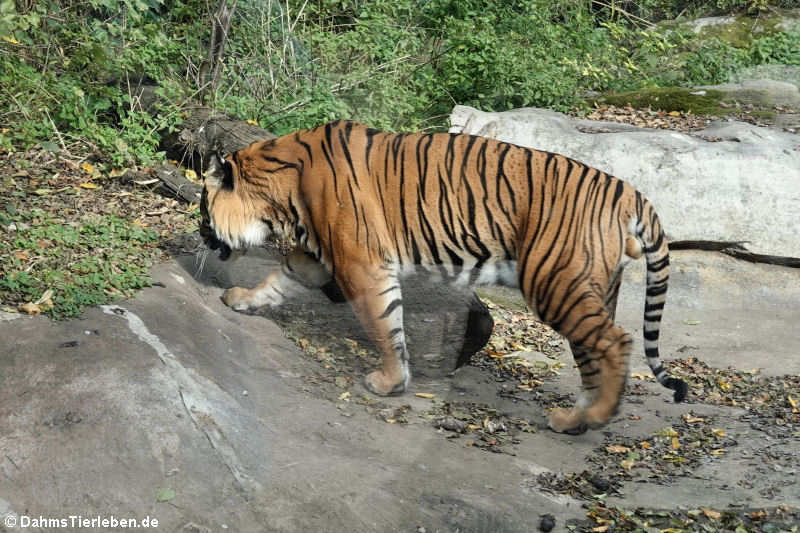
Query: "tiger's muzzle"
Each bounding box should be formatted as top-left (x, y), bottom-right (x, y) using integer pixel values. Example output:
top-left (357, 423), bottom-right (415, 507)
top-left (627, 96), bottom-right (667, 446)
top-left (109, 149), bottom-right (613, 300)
top-left (199, 221), bottom-right (233, 261)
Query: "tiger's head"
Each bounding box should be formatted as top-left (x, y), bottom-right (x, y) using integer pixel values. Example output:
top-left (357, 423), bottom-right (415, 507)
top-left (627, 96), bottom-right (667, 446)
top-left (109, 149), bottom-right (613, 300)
top-left (199, 141), bottom-right (302, 261)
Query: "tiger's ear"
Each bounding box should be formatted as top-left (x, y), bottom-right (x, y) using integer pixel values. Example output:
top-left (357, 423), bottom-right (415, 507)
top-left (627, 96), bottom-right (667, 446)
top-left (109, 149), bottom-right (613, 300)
top-left (205, 152), bottom-right (234, 189)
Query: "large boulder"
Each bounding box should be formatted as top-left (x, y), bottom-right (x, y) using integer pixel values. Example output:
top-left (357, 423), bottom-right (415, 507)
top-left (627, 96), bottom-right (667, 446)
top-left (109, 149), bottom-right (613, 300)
top-left (449, 105), bottom-right (800, 257)
top-left (699, 79), bottom-right (800, 108)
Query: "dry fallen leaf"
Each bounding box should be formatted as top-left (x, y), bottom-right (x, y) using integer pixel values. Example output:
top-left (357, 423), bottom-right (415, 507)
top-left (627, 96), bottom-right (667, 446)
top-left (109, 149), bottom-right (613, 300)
top-left (18, 303), bottom-right (41, 315)
top-left (81, 162), bottom-right (95, 174)
top-left (702, 508), bottom-right (721, 520)
top-left (605, 445), bottom-right (630, 454)
top-left (34, 289), bottom-right (53, 307)
top-left (671, 437), bottom-right (680, 450)
top-left (659, 426), bottom-right (679, 437)
top-left (79, 182), bottom-right (99, 189)
top-left (683, 414), bottom-right (705, 424)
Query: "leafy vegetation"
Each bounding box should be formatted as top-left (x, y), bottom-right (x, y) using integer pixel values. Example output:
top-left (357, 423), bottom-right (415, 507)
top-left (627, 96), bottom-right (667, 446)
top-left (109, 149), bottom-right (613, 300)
top-left (0, 211), bottom-right (158, 319)
top-left (2, 0), bottom-right (798, 146)
top-left (0, 0), bottom-right (798, 317)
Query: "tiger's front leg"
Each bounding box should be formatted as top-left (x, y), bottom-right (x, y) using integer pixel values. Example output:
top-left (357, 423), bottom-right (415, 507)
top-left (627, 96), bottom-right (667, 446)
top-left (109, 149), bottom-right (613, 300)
top-left (336, 263), bottom-right (410, 396)
top-left (222, 248), bottom-right (333, 311)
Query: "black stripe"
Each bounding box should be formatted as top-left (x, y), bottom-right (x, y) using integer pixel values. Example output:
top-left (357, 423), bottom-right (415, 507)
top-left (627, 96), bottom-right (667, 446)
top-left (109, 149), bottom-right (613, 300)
top-left (379, 299), bottom-right (403, 319)
top-left (338, 129), bottom-right (360, 188)
top-left (378, 285), bottom-right (400, 295)
top-left (644, 330), bottom-right (660, 341)
top-left (647, 256), bottom-right (669, 272)
top-left (443, 244), bottom-right (464, 266)
top-left (645, 301), bottom-right (665, 312)
top-left (644, 231), bottom-right (665, 253)
top-left (646, 284), bottom-right (668, 297)
top-left (645, 348), bottom-right (660, 359)
top-left (611, 179), bottom-right (624, 207)
top-left (296, 134), bottom-right (313, 165)
top-left (320, 138), bottom-right (340, 203)
top-left (365, 128), bottom-right (378, 173)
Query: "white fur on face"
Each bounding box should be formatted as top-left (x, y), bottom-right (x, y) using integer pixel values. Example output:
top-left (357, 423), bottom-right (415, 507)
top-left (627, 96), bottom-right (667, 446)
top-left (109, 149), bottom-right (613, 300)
top-left (210, 217), bottom-right (268, 250)
top-left (240, 220), bottom-right (269, 247)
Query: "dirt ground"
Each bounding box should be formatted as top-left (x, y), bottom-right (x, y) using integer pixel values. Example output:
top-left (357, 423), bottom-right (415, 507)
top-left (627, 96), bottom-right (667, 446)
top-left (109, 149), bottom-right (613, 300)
top-left (1, 247), bottom-right (798, 532)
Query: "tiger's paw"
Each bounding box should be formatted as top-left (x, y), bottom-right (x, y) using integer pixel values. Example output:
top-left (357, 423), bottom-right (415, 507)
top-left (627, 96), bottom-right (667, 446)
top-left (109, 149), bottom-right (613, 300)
top-left (584, 404), bottom-right (615, 430)
top-left (221, 287), bottom-right (256, 311)
top-left (548, 407), bottom-right (589, 435)
top-left (364, 370), bottom-right (407, 396)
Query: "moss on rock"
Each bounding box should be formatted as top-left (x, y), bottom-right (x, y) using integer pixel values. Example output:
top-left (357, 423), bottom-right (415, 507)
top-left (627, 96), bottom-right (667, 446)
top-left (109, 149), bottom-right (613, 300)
top-left (682, 9), bottom-right (800, 49)
top-left (593, 88), bottom-right (728, 115)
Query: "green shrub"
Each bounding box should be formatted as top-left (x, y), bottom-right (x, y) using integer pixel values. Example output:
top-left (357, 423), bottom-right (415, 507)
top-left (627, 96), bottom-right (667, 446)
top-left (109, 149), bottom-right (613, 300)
top-left (0, 214), bottom-right (159, 319)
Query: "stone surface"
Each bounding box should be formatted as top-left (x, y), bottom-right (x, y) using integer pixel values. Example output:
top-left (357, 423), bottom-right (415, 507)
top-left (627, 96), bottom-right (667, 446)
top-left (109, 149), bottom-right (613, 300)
top-left (1, 248), bottom-right (799, 532)
top-left (700, 79), bottom-right (800, 108)
top-left (450, 105), bottom-right (800, 257)
top-left (732, 64), bottom-right (800, 89)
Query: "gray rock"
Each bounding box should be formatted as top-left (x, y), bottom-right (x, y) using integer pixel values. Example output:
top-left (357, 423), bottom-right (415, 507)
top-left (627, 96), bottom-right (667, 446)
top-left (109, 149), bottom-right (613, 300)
top-left (700, 79), bottom-right (800, 108)
top-left (450, 105), bottom-right (800, 257)
top-left (732, 65), bottom-right (800, 91)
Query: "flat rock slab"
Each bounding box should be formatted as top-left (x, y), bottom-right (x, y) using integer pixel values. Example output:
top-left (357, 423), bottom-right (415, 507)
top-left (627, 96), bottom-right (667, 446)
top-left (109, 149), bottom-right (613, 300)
top-left (450, 105), bottom-right (800, 257)
top-left (1, 250), bottom-right (799, 532)
top-left (700, 79), bottom-right (800, 108)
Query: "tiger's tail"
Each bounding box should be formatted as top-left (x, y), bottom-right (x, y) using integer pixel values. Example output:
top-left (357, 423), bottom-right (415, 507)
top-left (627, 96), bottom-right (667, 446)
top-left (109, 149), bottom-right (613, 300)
top-left (638, 199), bottom-right (688, 403)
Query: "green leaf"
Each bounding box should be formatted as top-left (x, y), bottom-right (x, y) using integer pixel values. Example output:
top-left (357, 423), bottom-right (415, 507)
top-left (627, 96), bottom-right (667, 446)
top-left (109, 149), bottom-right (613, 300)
top-left (40, 141), bottom-right (60, 152)
top-left (155, 487), bottom-right (175, 503)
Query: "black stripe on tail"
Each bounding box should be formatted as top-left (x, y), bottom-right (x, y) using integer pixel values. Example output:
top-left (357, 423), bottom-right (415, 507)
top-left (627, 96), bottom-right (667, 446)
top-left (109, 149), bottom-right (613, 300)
top-left (639, 203), bottom-right (688, 403)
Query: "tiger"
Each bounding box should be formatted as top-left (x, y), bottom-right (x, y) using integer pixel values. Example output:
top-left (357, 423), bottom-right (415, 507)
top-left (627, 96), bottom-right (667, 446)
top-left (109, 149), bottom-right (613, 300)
top-left (199, 119), bottom-right (688, 434)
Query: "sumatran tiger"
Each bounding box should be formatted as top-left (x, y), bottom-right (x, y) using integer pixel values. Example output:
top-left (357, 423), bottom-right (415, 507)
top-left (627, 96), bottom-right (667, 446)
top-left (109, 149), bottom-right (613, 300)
top-left (199, 120), bottom-right (688, 434)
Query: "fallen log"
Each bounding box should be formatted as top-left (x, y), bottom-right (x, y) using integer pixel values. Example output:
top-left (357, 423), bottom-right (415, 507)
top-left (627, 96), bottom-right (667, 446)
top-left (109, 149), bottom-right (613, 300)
top-left (152, 164), bottom-right (202, 204)
top-left (160, 105), bottom-right (277, 167)
top-left (670, 240), bottom-right (800, 268)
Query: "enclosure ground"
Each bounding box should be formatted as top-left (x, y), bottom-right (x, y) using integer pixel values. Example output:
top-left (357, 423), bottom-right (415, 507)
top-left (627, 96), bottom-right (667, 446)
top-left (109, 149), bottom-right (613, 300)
top-left (1, 248), bottom-right (797, 533)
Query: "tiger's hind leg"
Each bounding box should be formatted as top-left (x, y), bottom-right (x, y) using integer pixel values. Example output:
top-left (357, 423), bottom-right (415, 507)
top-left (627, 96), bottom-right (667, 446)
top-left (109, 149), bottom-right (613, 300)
top-left (544, 290), bottom-right (633, 433)
top-left (551, 278), bottom-right (626, 434)
top-left (335, 263), bottom-right (410, 396)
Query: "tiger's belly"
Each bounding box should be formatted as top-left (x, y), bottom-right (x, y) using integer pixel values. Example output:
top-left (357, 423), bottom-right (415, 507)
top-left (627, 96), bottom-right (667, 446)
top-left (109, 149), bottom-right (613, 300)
top-left (397, 260), bottom-right (519, 288)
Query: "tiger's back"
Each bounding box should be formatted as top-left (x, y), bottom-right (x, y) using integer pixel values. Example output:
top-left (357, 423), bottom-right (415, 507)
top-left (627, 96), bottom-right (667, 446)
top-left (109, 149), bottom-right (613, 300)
top-left (202, 120), bottom-right (687, 433)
